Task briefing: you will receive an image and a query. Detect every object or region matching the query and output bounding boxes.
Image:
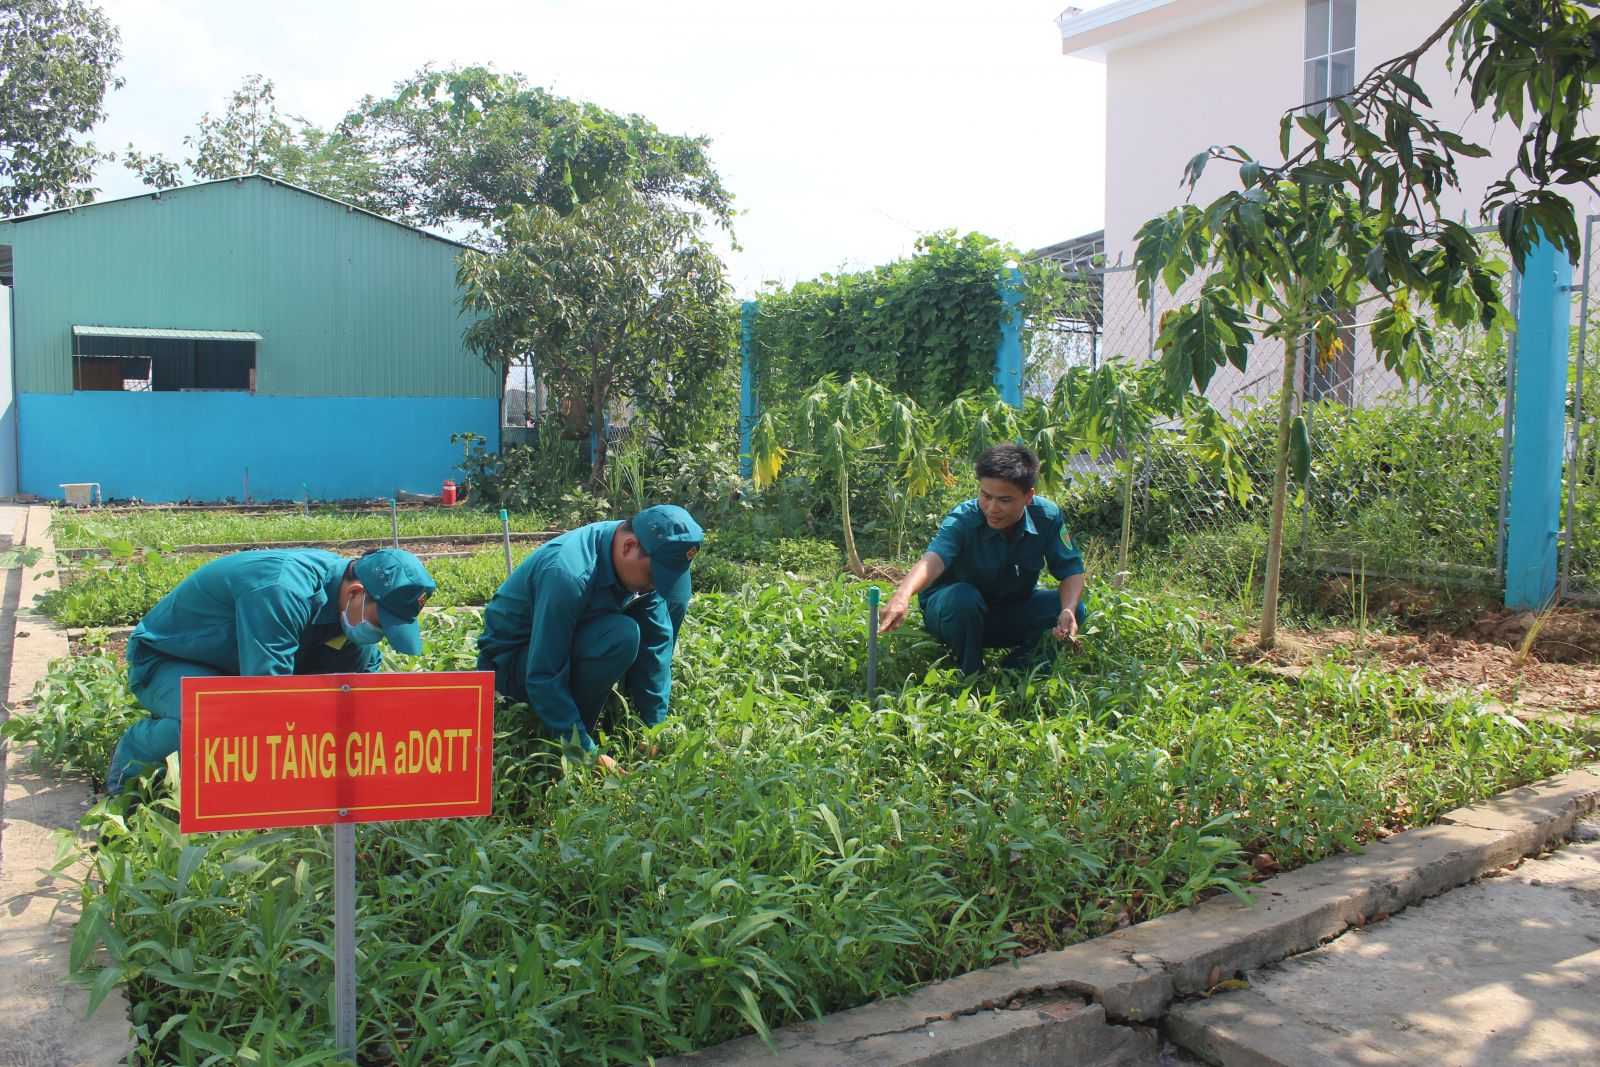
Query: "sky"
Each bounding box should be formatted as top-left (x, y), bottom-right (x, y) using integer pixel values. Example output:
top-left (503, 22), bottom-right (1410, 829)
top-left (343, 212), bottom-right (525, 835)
top-left (87, 0), bottom-right (1120, 297)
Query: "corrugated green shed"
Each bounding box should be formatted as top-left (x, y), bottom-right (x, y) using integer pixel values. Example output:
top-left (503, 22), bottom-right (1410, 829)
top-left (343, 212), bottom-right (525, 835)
top-left (5, 176), bottom-right (497, 398)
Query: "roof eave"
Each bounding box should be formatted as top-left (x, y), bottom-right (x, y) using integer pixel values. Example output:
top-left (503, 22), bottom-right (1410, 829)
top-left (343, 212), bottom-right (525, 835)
top-left (0, 175), bottom-right (475, 253)
top-left (1058, 0), bottom-right (1275, 60)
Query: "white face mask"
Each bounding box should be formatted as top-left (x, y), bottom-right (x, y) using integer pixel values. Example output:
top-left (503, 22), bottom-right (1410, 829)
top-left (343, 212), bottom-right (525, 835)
top-left (340, 591), bottom-right (384, 646)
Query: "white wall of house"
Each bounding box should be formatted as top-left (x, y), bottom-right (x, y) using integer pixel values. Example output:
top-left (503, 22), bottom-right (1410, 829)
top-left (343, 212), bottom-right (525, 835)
top-left (1077, 0), bottom-right (1571, 263)
top-left (1067, 0), bottom-right (1595, 409)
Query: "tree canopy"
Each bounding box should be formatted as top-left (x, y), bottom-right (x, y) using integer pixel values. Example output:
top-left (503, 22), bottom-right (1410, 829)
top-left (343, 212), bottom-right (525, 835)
top-left (341, 65), bottom-right (734, 235)
top-left (123, 74), bottom-right (381, 208)
top-left (122, 64), bottom-right (734, 245)
top-left (0, 0), bottom-right (121, 216)
top-left (457, 191), bottom-right (731, 486)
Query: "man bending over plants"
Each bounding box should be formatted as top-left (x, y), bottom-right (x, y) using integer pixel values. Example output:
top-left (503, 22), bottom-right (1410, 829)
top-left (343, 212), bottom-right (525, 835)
top-left (476, 504), bottom-right (702, 772)
top-left (877, 444), bottom-right (1087, 674)
top-left (107, 548), bottom-right (437, 795)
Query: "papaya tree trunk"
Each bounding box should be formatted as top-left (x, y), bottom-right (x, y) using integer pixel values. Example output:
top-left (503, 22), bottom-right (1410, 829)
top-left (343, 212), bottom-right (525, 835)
top-left (586, 381), bottom-right (609, 491)
top-left (840, 466), bottom-right (866, 577)
top-left (1260, 334), bottom-right (1301, 649)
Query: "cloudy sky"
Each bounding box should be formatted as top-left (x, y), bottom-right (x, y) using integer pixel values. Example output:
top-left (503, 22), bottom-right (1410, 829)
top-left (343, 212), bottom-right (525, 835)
top-left (88, 0), bottom-right (1119, 295)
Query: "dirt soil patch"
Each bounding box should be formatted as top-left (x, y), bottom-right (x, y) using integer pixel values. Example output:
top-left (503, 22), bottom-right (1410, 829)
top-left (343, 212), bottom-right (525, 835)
top-left (859, 562), bottom-right (908, 584)
top-left (72, 632), bottom-right (129, 665)
top-left (1237, 605), bottom-right (1600, 714)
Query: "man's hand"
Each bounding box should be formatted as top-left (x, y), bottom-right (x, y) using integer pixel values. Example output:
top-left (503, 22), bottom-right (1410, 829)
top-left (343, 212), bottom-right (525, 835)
top-left (1052, 608), bottom-right (1079, 642)
top-left (878, 595), bottom-right (911, 636)
top-left (596, 753), bottom-right (623, 775)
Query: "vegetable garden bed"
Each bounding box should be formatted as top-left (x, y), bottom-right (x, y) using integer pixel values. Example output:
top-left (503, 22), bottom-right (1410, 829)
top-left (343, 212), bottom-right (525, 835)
top-left (57, 531), bottom-right (563, 562)
top-left (7, 573), bottom-right (1591, 1065)
top-left (48, 508), bottom-right (556, 552)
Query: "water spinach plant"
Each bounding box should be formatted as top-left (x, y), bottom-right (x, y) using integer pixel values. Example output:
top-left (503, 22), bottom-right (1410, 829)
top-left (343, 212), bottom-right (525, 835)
top-left (10, 577), bottom-right (1587, 1065)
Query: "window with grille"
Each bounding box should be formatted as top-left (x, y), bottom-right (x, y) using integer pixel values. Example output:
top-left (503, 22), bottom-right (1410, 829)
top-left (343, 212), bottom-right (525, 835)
top-left (1304, 0), bottom-right (1357, 111)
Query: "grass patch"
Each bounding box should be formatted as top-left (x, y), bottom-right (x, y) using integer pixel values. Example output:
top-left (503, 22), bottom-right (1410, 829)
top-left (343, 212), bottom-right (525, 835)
top-left (49, 506), bottom-right (555, 551)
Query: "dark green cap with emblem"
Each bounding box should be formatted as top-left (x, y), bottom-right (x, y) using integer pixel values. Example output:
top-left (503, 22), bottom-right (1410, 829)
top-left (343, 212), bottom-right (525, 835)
top-left (633, 505), bottom-right (703, 605)
top-left (352, 548), bottom-right (437, 655)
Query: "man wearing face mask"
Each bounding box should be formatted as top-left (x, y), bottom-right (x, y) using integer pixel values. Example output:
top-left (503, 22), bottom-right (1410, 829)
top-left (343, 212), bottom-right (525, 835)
top-left (105, 547), bottom-right (437, 796)
top-left (477, 504), bottom-right (702, 771)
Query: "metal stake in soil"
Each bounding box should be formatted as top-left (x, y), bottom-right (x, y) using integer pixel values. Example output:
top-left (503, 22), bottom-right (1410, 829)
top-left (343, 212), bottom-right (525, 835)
top-left (501, 509), bottom-right (513, 577)
top-left (334, 821), bottom-right (356, 1061)
top-left (867, 586), bottom-right (879, 704)
top-left (389, 498), bottom-right (400, 548)
top-left (302, 483), bottom-right (310, 517)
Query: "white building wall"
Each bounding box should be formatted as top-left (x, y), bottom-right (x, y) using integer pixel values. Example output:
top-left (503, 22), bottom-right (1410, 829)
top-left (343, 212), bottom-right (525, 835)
top-left (1097, 0), bottom-right (1550, 263)
top-left (1077, 0), bottom-right (1591, 412)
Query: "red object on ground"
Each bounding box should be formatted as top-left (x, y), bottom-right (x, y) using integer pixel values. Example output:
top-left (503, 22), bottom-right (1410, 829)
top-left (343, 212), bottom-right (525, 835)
top-left (441, 480), bottom-right (457, 506)
top-left (178, 671), bottom-right (495, 833)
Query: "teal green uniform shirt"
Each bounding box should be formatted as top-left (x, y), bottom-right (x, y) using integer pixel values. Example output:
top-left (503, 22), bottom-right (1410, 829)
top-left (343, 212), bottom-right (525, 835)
top-left (922, 497), bottom-right (1084, 605)
top-left (476, 521), bottom-right (683, 751)
top-left (127, 549), bottom-right (381, 676)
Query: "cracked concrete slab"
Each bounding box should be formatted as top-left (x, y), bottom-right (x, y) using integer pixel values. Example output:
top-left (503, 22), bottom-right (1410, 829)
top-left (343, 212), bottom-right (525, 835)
top-left (665, 994), bottom-right (1160, 1067)
top-left (1168, 816), bottom-right (1600, 1066)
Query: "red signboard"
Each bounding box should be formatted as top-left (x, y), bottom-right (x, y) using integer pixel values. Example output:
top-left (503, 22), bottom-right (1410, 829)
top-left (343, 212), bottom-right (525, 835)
top-left (179, 671), bottom-right (495, 833)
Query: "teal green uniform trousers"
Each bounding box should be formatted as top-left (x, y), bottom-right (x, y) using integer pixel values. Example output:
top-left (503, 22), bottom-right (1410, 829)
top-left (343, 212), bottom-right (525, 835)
top-left (920, 584), bottom-right (1087, 675)
top-left (488, 611), bottom-right (650, 744)
top-left (108, 634), bottom-right (367, 795)
top-left (105, 549), bottom-right (378, 796)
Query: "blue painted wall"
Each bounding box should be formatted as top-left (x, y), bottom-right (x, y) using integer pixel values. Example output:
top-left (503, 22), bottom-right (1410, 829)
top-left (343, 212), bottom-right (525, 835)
top-left (20, 392), bottom-right (497, 503)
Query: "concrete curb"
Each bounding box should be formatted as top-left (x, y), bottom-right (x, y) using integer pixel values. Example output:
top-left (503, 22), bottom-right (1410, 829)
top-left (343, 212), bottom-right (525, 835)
top-left (0, 505), bottom-right (132, 1067)
top-left (663, 764), bottom-right (1600, 1066)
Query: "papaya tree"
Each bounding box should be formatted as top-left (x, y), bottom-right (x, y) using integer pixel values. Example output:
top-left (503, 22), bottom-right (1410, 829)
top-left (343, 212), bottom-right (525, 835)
top-left (751, 375), bottom-right (942, 577)
top-left (751, 366), bottom-right (1253, 580)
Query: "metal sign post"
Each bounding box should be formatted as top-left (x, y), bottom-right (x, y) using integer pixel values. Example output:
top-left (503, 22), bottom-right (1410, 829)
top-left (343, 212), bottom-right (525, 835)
top-left (389, 498), bottom-right (400, 548)
top-left (334, 822), bottom-right (356, 1059)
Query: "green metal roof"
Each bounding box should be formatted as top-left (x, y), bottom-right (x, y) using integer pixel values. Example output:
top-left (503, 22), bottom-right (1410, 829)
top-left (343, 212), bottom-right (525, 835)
top-left (72, 325), bottom-right (263, 341)
top-left (2, 174), bottom-right (475, 252)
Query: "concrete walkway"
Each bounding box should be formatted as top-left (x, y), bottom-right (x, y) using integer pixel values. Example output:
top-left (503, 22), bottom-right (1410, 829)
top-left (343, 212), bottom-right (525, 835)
top-left (0, 505), bottom-right (130, 1067)
top-left (1168, 816), bottom-right (1600, 1066)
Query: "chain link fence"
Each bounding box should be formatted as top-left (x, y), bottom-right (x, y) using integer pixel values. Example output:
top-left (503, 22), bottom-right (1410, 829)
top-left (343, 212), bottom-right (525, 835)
top-left (1039, 230), bottom-right (1525, 596)
top-left (1563, 215), bottom-right (1600, 603)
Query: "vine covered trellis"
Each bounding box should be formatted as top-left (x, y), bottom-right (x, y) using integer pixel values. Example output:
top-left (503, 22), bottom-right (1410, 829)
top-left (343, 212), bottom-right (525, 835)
top-left (748, 231), bottom-right (1083, 410)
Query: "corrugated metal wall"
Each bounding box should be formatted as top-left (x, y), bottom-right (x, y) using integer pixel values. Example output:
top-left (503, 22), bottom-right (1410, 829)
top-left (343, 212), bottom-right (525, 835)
top-left (0, 286), bottom-right (17, 495)
top-left (4, 178), bottom-right (499, 398)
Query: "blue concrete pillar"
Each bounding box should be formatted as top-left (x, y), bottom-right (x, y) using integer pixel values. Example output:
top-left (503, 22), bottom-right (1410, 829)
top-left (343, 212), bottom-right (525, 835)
top-left (739, 300), bottom-right (757, 480)
top-left (1504, 239), bottom-right (1574, 610)
top-left (994, 268), bottom-right (1023, 407)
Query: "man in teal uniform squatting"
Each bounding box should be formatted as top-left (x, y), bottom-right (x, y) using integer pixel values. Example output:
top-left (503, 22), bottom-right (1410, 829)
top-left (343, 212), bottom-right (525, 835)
top-left (877, 444), bottom-right (1087, 673)
top-left (106, 547), bottom-right (438, 795)
top-left (476, 505), bottom-right (703, 771)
